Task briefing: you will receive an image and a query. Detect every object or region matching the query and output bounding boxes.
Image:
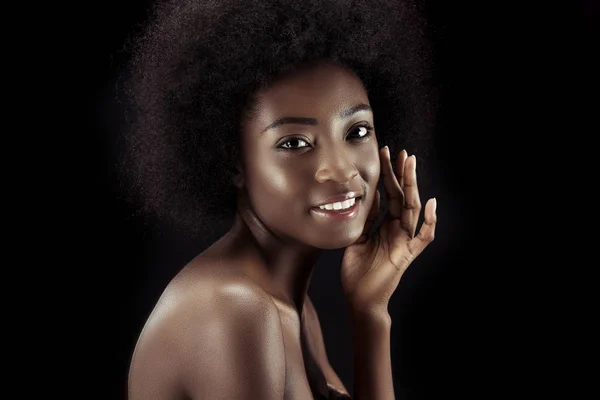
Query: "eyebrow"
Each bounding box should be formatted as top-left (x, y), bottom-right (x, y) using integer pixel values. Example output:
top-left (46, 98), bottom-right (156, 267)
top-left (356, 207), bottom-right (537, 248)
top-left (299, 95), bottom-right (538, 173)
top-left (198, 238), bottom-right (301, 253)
top-left (260, 103), bottom-right (372, 134)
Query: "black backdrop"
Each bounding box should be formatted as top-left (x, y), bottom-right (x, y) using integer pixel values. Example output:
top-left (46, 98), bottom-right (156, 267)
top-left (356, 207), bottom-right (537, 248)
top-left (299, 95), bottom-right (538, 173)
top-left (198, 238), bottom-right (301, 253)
top-left (86, 0), bottom-right (576, 398)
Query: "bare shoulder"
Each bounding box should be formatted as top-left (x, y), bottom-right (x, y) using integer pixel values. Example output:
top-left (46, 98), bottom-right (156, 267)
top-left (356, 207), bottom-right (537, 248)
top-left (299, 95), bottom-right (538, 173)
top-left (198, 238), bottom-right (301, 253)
top-left (128, 260), bottom-right (286, 400)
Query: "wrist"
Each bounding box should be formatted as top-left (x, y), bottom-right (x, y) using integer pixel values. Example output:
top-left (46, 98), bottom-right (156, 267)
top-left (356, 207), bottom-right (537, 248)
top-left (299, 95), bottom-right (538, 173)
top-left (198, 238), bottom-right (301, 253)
top-left (348, 305), bottom-right (392, 327)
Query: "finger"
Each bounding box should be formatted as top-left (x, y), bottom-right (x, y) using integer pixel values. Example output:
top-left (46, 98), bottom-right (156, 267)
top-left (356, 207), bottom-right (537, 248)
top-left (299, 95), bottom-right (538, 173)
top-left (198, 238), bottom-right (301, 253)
top-left (379, 146), bottom-right (404, 220)
top-left (396, 149), bottom-right (408, 188)
top-left (402, 155), bottom-right (422, 238)
top-left (355, 189), bottom-right (380, 244)
top-left (406, 197), bottom-right (437, 259)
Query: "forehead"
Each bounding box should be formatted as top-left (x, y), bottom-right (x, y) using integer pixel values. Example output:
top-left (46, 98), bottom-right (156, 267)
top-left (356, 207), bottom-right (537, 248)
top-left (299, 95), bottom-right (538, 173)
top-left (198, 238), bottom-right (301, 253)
top-left (253, 63), bottom-right (369, 119)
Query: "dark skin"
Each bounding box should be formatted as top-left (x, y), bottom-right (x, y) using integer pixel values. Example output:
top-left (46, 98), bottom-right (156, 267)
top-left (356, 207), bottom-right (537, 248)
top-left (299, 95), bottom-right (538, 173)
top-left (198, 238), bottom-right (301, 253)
top-left (128, 61), bottom-right (437, 399)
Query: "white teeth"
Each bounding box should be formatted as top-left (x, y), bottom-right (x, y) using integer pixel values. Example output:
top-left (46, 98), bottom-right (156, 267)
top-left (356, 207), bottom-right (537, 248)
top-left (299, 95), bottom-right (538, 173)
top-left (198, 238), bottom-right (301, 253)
top-left (319, 197), bottom-right (356, 210)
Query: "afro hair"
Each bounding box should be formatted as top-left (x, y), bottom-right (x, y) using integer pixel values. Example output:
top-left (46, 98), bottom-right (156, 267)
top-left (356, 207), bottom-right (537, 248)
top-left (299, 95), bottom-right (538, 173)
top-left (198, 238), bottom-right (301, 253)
top-left (118, 0), bottom-right (436, 236)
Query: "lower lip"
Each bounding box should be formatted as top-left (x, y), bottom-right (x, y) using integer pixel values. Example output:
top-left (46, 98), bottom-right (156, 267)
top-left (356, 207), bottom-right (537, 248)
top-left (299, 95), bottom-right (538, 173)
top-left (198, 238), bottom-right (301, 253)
top-left (310, 198), bottom-right (361, 220)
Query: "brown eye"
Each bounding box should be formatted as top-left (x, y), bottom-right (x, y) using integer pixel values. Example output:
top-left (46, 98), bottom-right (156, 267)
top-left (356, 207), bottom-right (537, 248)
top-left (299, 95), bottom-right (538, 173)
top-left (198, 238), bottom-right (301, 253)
top-left (347, 124), bottom-right (373, 140)
top-left (279, 138), bottom-right (310, 150)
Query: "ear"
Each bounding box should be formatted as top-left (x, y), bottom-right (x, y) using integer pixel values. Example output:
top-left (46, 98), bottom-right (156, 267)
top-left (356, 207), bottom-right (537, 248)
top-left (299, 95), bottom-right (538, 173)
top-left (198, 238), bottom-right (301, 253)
top-left (232, 161), bottom-right (245, 189)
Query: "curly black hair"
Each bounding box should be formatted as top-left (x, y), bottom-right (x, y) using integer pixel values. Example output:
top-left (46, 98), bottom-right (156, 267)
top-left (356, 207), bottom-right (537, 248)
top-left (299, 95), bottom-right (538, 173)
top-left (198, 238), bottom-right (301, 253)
top-left (118, 0), bottom-right (436, 236)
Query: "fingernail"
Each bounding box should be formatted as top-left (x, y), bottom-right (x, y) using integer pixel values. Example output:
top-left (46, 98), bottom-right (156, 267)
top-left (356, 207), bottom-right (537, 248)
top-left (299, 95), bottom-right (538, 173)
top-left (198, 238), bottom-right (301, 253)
top-left (432, 197), bottom-right (437, 213)
top-left (382, 146), bottom-right (389, 157)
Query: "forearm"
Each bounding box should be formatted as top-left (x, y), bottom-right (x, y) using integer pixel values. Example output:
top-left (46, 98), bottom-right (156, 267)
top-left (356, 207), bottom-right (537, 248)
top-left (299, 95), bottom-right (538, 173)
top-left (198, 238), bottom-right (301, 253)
top-left (350, 310), bottom-right (395, 400)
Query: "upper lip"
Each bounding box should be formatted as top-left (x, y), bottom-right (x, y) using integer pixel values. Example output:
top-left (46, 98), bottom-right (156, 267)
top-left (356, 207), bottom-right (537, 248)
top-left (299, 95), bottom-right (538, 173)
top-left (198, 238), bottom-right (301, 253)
top-left (314, 191), bottom-right (363, 207)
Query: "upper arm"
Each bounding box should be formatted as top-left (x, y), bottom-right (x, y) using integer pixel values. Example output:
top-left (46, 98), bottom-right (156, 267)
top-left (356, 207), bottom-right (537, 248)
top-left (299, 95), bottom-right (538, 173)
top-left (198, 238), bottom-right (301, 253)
top-left (183, 286), bottom-right (286, 399)
top-left (129, 281), bottom-right (286, 400)
top-left (128, 294), bottom-right (190, 400)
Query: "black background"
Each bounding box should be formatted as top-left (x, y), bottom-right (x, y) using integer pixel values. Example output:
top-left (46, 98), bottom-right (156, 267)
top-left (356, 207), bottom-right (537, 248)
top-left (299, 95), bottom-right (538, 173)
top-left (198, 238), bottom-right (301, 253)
top-left (81, 0), bottom-right (588, 398)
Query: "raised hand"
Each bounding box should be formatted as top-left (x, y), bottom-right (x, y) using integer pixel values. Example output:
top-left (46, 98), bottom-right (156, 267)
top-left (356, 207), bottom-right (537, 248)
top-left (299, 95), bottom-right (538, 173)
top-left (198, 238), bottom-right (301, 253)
top-left (340, 146), bottom-right (437, 316)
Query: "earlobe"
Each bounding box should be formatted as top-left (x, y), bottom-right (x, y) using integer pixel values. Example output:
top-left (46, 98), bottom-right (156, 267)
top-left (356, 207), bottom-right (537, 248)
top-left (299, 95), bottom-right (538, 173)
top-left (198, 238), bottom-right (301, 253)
top-left (233, 162), bottom-right (245, 189)
top-left (233, 173), bottom-right (244, 189)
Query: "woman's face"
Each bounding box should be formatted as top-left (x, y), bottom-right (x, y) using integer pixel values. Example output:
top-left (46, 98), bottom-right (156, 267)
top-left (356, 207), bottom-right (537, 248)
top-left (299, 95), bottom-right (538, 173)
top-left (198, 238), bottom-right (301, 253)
top-left (239, 62), bottom-right (381, 249)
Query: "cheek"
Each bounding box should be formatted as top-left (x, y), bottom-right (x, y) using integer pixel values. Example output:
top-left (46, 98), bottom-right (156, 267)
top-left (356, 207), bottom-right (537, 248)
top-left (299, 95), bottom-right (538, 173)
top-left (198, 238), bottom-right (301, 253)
top-left (247, 156), bottom-right (305, 206)
top-left (365, 155), bottom-right (380, 182)
top-left (247, 159), bottom-right (311, 234)
top-left (360, 143), bottom-right (381, 184)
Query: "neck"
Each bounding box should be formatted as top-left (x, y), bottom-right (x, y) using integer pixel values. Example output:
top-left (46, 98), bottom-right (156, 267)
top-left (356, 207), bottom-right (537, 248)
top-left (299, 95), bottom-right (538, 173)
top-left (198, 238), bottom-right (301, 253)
top-left (225, 207), bottom-right (322, 312)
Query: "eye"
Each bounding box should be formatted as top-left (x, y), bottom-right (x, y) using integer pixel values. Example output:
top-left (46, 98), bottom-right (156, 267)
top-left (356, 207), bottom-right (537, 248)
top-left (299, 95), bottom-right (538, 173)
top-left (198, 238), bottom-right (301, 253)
top-left (347, 124), bottom-right (374, 140)
top-left (279, 137), bottom-right (310, 150)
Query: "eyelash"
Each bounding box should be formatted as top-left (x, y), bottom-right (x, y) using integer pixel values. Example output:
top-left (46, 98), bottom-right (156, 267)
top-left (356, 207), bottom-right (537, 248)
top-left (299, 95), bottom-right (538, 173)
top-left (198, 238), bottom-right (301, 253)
top-left (278, 124), bottom-right (374, 150)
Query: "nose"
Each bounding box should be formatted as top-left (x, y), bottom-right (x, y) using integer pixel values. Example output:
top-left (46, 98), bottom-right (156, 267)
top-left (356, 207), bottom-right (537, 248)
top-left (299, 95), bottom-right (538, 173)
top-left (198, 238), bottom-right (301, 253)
top-left (314, 147), bottom-right (359, 184)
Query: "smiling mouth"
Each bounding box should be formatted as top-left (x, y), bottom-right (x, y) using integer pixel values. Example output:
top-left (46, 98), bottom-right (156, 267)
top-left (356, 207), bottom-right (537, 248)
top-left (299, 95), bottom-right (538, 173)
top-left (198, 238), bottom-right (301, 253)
top-left (315, 196), bottom-right (362, 211)
top-left (310, 196), bottom-right (362, 219)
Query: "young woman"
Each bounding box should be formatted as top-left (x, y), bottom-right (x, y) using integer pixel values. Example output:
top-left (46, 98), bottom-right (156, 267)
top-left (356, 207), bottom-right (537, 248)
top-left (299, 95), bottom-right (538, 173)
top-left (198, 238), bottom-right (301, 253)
top-left (121, 0), bottom-right (438, 398)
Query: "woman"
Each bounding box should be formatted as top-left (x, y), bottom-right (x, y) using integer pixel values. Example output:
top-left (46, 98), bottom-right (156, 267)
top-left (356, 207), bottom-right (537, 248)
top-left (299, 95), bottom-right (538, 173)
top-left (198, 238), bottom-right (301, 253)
top-left (121, 0), bottom-right (437, 398)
